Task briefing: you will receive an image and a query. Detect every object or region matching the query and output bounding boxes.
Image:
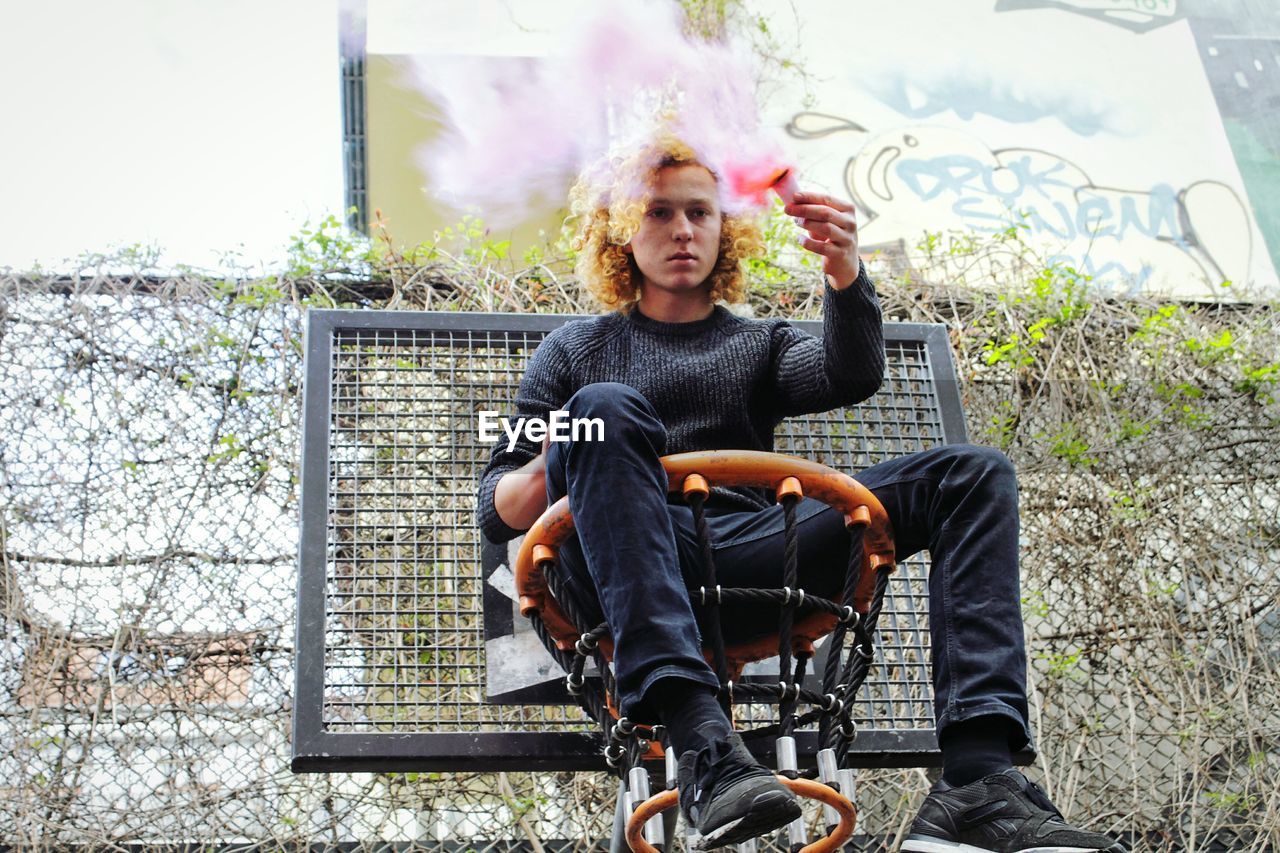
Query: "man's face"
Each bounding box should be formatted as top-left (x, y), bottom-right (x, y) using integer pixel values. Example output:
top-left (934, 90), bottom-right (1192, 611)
top-left (624, 164), bottom-right (723, 300)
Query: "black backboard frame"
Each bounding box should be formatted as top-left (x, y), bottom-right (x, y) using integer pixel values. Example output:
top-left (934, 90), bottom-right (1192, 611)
top-left (292, 310), bottom-right (968, 773)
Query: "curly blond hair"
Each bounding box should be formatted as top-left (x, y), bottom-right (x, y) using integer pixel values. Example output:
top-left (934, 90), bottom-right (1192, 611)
top-left (568, 134), bottom-right (765, 313)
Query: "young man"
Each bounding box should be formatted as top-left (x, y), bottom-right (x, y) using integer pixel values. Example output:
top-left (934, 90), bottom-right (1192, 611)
top-left (476, 136), bottom-right (1125, 852)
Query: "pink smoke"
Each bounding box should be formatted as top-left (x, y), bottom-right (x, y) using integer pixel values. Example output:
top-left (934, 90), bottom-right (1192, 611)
top-left (409, 0), bottom-right (794, 224)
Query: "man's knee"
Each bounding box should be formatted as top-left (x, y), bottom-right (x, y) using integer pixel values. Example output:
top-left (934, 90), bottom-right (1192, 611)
top-left (929, 444), bottom-right (1017, 489)
top-left (958, 446), bottom-right (1017, 497)
top-left (564, 382), bottom-right (665, 449)
top-left (566, 382), bottom-right (646, 417)
top-left (566, 382), bottom-right (657, 428)
top-left (962, 444), bottom-right (1015, 475)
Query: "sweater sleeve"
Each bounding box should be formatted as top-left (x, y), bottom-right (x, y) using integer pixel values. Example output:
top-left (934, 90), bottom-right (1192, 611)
top-left (768, 262), bottom-right (885, 418)
top-left (475, 332), bottom-right (576, 543)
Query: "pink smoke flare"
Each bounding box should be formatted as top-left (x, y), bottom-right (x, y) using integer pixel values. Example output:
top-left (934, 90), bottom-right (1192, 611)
top-left (411, 0), bottom-right (795, 224)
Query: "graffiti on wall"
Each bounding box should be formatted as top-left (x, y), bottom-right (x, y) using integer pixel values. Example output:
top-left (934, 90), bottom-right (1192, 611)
top-left (995, 0), bottom-right (1182, 34)
top-left (789, 112), bottom-right (1252, 295)
top-left (866, 70), bottom-right (1116, 135)
top-left (991, 0), bottom-right (1280, 278)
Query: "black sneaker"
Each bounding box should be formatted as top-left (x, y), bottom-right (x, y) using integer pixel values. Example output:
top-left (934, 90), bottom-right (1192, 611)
top-left (902, 769), bottom-right (1127, 853)
top-left (676, 730), bottom-right (801, 850)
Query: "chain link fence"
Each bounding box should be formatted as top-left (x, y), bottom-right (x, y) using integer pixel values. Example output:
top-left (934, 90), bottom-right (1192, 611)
top-left (1, 263), bottom-right (1276, 850)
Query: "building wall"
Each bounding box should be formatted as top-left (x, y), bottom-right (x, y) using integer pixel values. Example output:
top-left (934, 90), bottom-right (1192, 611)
top-left (363, 0), bottom-right (1280, 297)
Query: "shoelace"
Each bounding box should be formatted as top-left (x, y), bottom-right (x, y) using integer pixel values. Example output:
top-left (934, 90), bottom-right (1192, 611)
top-left (695, 735), bottom-right (762, 800)
top-left (1022, 777), bottom-right (1067, 822)
top-left (685, 739), bottom-right (724, 805)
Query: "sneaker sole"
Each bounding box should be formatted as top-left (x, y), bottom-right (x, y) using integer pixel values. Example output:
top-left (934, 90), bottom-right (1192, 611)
top-left (691, 788), bottom-right (803, 850)
top-left (902, 838), bottom-right (1119, 853)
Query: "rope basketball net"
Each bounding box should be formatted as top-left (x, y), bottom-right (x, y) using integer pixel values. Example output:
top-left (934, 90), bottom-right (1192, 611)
top-left (514, 451), bottom-right (897, 851)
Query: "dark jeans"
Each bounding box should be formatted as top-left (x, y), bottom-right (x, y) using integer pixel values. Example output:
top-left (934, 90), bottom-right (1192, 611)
top-left (544, 382), bottom-right (1029, 747)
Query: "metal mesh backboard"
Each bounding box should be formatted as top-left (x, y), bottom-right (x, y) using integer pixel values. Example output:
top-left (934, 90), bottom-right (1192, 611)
top-left (293, 311), bottom-right (967, 772)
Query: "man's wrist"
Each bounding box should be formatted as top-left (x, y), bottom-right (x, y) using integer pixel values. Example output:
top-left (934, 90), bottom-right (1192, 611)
top-left (827, 259), bottom-right (865, 291)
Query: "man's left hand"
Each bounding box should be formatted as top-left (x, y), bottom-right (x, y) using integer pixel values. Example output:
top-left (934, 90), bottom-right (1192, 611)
top-left (786, 191), bottom-right (862, 290)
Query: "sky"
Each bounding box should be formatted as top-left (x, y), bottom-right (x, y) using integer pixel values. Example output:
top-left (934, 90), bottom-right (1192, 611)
top-left (0, 0), bottom-right (344, 275)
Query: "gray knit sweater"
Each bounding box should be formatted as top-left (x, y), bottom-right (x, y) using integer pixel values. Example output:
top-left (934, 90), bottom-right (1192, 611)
top-left (476, 267), bottom-right (885, 543)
